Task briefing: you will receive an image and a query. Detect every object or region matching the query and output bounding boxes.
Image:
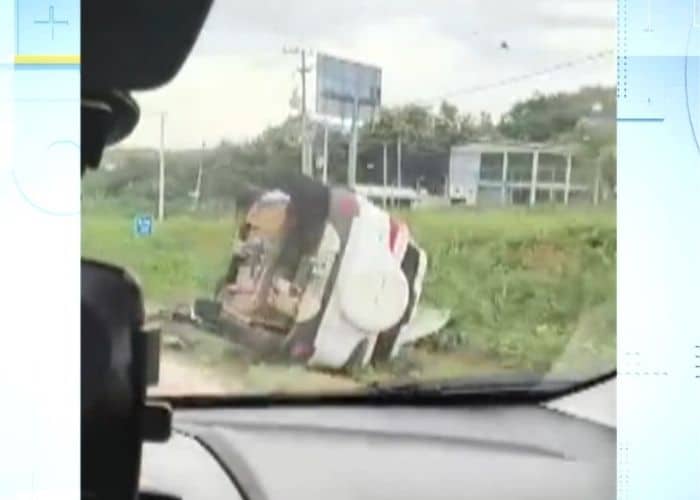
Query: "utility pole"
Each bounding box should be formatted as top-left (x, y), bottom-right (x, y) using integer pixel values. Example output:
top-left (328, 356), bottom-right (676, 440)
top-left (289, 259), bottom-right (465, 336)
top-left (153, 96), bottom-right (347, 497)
top-left (322, 124), bottom-right (329, 184)
top-left (593, 158), bottom-right (602, 206)
top-left (158, 112), bottom-right (166, 221)
top-left (382, 142), bottom-right (388, 208)
top-left (564, 153), bottom-right (572, 206)
top-left (284, 46), bottom-right (313, 177)
top-left (397, 135), bottom-right (403, 189)
top-left (529, 150), bottom-right (539, 207)
top-left (192, 140), bottom-right (205, 211)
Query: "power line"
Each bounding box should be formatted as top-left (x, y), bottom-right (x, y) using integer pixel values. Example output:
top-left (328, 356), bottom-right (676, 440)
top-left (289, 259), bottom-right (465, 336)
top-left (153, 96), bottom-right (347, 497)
top-left (418, 49), bottom-right (615, 105)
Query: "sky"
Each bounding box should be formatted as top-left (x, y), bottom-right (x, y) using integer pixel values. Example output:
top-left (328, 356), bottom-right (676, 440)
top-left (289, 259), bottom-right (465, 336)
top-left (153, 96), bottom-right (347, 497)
top-left (122, 0), bottom-right (616, 150)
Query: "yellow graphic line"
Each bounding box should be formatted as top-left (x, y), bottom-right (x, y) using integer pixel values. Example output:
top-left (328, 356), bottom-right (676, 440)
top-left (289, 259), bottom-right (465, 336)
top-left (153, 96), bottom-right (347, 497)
top-left (14, 55), bottom-right (80, 65)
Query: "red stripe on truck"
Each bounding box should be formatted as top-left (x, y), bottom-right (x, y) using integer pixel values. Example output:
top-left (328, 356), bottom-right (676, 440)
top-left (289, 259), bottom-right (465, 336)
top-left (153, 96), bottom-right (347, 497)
top-left (389, 218), bottom-right (400, 250)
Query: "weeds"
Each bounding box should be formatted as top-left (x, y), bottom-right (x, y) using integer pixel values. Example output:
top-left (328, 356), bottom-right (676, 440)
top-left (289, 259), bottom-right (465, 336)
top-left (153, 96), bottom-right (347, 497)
top-left (83, 205), bottom-right (616, 373)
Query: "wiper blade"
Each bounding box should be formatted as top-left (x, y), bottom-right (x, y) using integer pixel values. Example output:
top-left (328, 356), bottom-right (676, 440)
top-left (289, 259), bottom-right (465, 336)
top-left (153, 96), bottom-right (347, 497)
top-left (157, 371), bottom-right (616, 409)
top-left (367, 370), bottom-right (617, 402)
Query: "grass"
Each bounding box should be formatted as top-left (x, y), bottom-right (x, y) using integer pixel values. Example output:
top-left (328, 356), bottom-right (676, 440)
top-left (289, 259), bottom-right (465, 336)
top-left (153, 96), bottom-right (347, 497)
top-left (401, 206), bottom-right (616, 373)
top-left (82, 211), bottom-right (235, 304)
top-left (82, 204), bottom-right (616, 374)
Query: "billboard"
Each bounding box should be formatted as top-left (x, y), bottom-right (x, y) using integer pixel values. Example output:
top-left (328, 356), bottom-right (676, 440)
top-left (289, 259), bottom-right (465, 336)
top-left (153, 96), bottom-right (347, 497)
top-left (315, 53), bottom-right (382, 123)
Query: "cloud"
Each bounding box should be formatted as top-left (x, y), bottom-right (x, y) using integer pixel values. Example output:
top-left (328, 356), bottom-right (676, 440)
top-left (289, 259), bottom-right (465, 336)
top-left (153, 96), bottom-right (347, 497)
top-left (123, 0), bottom-right (616, 149)
top-left (197, 0), bottom-right (615, 52)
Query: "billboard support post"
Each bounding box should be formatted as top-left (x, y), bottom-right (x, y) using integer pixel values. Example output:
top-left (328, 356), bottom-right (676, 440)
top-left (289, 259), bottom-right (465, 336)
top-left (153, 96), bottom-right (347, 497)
top-left (348, 95), bottom-right (359, 188)
top-left (315, 52), bottom-right (382, 188)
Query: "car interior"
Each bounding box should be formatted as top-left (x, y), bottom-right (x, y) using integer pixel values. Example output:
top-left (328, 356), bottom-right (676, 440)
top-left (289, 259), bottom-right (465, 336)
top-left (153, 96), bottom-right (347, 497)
top-left (80, 2), bottom-right (616, 500)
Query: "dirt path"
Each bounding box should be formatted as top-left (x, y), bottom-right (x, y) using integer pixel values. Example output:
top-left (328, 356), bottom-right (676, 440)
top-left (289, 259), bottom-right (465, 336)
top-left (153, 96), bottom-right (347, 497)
top-left (148, 318), bottom-right (362, 396)
top-left (149, 352), bottom-right (246, 396)
top-left (147, 314), bottom-right (509, 397)
top-left (150, 350), bottom-right (361, 396)
top-left (150, 350), bottom-right (363, 396)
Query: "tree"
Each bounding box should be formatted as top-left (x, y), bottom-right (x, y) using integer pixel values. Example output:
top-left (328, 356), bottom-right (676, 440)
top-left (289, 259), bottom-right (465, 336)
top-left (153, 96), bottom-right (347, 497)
top-left (87, 86), bottom-right (617, 211)
top-left (435, 101), bottom-right (465, 146)
top-left (498, 86), bottom-right (615, 143)
top-left (361, 100), bottom-right (479, 150)
top-left (477, 112), bottom-right (497, 139)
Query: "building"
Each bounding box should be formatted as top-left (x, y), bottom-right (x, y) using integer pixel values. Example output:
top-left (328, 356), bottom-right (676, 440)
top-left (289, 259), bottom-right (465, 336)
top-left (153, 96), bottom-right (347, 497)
top-left (353, 140), bottom-right (599, 209)
top-left (448, 142), bottom-right (593, 207)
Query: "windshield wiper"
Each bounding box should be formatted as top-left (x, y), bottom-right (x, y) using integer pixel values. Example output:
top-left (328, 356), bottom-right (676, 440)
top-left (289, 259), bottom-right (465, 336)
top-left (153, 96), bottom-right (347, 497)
top-left (366, 370), bottom-right (616, 403)
top-left (155, 370), bottom-right (616, 409)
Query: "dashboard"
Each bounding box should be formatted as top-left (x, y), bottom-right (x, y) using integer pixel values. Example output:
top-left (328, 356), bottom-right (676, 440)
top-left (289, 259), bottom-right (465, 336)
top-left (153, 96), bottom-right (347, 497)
top-left (141, 381), bottom-right (615, 500)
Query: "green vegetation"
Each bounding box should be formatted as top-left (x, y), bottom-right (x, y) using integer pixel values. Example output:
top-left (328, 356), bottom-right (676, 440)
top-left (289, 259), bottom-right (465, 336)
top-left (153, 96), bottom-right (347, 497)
top-left (84, 87), bottom-right (616, 213)
top-left (82, 87), bottom-right (616, 380)
top-left (403, 207), bottom-right (616, 372)
top-left (82, 211), bottom-right (235, 304)
top-left (82, 206), bottom-right (616, 374)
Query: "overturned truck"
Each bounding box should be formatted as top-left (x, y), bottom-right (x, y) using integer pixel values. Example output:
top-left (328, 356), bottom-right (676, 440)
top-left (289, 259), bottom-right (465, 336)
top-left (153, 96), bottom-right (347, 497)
top-left (189, 177), bottom-right (445, 372)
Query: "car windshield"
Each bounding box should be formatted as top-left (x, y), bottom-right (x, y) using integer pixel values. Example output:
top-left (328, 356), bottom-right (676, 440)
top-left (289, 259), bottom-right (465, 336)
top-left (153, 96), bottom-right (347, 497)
top-left (81, 0), bottom-right (616, 397)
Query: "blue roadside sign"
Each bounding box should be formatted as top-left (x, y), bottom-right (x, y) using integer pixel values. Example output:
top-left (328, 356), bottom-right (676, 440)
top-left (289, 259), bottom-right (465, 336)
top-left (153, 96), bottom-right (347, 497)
top-left (134, 214), bottom-right (154, 237)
